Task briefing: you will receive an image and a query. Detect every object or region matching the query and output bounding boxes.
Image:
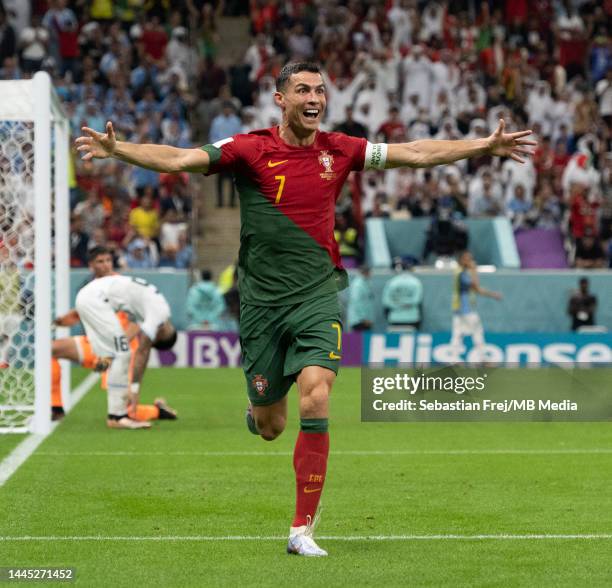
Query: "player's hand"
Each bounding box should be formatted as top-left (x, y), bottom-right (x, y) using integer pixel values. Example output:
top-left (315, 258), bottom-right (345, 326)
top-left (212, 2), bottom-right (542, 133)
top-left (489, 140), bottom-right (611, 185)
top-left (75, 121), bottom-right (117, 161)
top-left (487, 119), bottom-right (536, 163)
top-left (94, 357), bottom-right (112, 372)
top-left (492, 292), bottom-right (503, 301)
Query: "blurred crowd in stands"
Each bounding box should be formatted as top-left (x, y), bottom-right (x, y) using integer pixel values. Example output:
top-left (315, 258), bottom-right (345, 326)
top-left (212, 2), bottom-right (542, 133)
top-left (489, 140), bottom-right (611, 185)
top-left (241, 0), bottom-right (612, 269)
top-left (0, 0), bottom-right (611, 271)
top-left (0, 0), bottom-right (208, 269)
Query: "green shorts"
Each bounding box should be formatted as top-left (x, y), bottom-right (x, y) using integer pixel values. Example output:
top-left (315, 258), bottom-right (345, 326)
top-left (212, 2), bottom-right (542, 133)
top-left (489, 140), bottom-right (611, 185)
top-left (240, 293), bottom-right (343, 406)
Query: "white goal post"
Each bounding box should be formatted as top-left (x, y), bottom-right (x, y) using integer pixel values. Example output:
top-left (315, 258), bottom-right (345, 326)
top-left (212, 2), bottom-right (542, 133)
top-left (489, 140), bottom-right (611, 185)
top-left (0, 72), bottom-right (70, 434)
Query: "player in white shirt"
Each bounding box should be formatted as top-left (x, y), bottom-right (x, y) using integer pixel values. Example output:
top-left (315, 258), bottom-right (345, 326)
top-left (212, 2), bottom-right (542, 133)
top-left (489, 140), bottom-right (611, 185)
top-left (75, 274), bottom-right (177, 429)
top-left (51, 246), bottom-right (177, 423)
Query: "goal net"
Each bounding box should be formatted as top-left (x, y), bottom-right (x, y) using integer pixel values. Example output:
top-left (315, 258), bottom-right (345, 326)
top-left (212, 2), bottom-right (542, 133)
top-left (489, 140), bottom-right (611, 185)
top-left (0, 72), bottom-right (70, 434)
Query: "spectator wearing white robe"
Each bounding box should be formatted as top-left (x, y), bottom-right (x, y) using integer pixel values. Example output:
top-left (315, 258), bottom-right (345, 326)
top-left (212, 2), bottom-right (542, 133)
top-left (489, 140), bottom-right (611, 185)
top-left (526, 81), bottom-right (555, 136)
top-left (401, 45), bottom-right (433, 107)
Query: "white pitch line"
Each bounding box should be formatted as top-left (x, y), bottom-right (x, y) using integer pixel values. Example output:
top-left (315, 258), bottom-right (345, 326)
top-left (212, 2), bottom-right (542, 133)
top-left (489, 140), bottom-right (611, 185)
top-left (0, 534), bottom-right (611, 542)
top-left (34, 448), bottom-right (612, 457)
top-left (0, 373), bottom-right (98, 487)
top-left (69, 373), bottom-right (99, 406)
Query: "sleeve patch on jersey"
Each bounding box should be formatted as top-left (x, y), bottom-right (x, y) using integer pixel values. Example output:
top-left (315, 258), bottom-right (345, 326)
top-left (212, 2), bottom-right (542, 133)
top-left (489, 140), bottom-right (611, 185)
top-left (364, 142), bottom-right (388, 170)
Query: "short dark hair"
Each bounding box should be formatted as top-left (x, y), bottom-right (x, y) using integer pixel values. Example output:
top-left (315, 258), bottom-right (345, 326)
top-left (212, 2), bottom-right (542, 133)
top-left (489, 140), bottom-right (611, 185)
top-left (153, 327), bottom-right (177, 350)
top-left (276, 62), bottom-right (321, 92)
top-left (200, 269), bottom-right (212, 281)
top-left (88, 246), bottom-right (111, 262)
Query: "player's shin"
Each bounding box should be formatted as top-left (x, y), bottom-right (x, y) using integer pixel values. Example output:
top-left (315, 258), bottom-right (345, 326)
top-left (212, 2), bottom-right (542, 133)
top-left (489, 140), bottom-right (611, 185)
top-left (106, 354), bottom-right (131, 418)
top-left (291, 418), bottom-right (329, 529)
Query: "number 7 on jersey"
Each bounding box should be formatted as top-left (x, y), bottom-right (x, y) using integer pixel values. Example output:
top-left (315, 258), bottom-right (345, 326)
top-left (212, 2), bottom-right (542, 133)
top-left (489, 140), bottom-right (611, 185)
top-left (274, 175), bottom-right (285, 204)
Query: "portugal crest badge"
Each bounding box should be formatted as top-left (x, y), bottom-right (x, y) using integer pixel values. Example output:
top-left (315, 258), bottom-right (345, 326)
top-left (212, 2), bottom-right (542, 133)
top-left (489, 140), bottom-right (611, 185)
top-left (318, 150), bottom-right (336, 180)
top-left (252, 374), bottom-right (269, 396)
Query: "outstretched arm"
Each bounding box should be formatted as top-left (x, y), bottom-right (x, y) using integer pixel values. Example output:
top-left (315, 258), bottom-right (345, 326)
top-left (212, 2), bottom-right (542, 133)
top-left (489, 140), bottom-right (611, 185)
top-left (75, 121), bottom-right (211, 173)
top-left (469, 268), bottom-right (503, 301)
top-left (386, 119), bottom-right (535, 169)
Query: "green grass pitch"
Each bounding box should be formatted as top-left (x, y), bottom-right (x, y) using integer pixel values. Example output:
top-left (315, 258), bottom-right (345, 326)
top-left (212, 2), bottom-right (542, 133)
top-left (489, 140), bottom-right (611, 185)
top-left (1, 367), bottom-right (611, 587)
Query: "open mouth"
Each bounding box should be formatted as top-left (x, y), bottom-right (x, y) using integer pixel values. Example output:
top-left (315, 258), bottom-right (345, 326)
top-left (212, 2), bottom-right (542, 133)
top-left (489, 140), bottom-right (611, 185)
top-left (303, 109), bottom-right (319, 119)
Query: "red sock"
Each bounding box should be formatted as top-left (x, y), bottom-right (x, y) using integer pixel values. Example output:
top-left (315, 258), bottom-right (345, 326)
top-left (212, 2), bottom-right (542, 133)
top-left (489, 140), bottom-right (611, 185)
top-left (292, 431), bottom-right (329, 527)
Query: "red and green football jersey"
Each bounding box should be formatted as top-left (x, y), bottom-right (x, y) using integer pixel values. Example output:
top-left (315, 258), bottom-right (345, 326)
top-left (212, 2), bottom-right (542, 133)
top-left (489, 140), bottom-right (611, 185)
top-left (202, 127), bottom-right (367, 306)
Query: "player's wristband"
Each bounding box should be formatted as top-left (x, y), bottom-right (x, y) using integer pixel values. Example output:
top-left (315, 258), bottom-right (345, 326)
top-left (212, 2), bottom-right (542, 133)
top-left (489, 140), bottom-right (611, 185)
top-left (364, 142), bottom-right (388, 170)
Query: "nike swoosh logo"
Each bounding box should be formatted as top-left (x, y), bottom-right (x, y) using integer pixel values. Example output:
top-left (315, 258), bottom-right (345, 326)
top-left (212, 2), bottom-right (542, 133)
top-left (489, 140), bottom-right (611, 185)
top-left (267, 160), bottom-right (288, 168)
top-left (304, 486), bottom-right (322, 494)
top-left (329, 352), bottom-right (342, 360)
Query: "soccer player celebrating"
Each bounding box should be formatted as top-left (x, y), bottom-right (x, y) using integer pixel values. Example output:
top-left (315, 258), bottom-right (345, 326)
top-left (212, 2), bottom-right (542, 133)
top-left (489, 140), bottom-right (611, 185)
top-left (75, 62), bottom-right (534, 556)
top-left (51, 246), bottom-right (177, 425)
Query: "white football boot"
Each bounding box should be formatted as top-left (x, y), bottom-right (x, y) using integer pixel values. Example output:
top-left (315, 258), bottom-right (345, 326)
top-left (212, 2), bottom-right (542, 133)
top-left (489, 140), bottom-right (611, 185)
top-left (287, 509), bottom-right (327, 557)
